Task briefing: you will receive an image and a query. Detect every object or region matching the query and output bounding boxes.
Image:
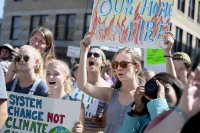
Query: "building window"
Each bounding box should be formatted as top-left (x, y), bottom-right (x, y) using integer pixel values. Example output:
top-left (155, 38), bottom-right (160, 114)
top-left (10, 16), bottom-right (21, 40)
top-left (30, 15), bottom-right (48, 33)
top-left (186, 33), bottom-right (193, 56)
top-left (178, 0), bottom-right (185, 13)
top-left (188, 0), bottom-right (195, 19)
top-left (83, 13), bottom-right (92, 37)
top-left (196, 38), bottom-right (200, 54)
top-left (55, 14), bottom-right (76, 41)
top-left (198, 2), bottom-right (200, 23)
top-left (174, 27), bottom-right (183, 52)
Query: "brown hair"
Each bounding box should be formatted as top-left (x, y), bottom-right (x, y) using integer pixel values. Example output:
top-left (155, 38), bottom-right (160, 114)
top-left (30, 27), bottom-right (56, 64)
top-left (112, 47), bottom-right (142, 89)
top-left (46, 59), bottom-right (72, 94)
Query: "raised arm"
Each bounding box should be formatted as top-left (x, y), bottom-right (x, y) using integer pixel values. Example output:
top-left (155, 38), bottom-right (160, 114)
top-left (164, 33), bottom-right (177, 78)
top-left (77, 37), bottom-right (111, 102)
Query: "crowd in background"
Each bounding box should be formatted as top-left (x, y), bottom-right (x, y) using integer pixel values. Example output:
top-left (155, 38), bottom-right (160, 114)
top-left (0, 26), bottom-right (200, 133)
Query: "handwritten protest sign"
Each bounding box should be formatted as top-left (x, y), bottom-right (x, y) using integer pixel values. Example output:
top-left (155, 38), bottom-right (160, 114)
top-left (146, 49), bottom-right (166, 64)
top-left (144, 49), bottom-right (166, 72)
top-left (88, 0), bottom-right (173, 48)
top-left (1, 92), bottom-right (81, 133)
top-left (71, 84), bottom-right (99, 118)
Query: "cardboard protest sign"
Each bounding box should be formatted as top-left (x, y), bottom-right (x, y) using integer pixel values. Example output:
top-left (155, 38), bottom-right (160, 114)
top-left (1, 92), bottom-right (81, 133)
top-left (88, 0), bottom-right (173, 48)
top-left (71, 85), bottom-right (99, 118)
top-left (144, 49), bottom-right (166, 72)
top-left (67, 46), bottom-right (80, 58)
top-left (146, 48), bottom-right (166, 64)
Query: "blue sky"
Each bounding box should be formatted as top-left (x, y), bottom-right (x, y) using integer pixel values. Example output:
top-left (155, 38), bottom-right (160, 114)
top-left (0, 0), bottom-right (5, 18)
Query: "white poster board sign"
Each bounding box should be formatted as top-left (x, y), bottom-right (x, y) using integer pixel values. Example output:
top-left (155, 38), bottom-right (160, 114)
top-left (67, 46), bottom-right (80, 58)
top-left (1, 92), bottom-right (81, 133)
top-left (88, 0), bottom-right (174, 48)
top-left (71, 85), bottom-right (99, 118)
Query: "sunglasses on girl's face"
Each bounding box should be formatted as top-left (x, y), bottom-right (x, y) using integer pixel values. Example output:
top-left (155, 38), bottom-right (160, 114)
top-left (15, 55), bottom-right (30, 62)
top-left (112, 61), bottom-right (136, 69)
top-left (87, 52), bottom-right (100, 58)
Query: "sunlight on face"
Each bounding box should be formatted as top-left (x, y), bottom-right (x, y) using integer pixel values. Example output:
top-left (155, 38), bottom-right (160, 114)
top-left (30, 32), bottom-right (47, 53)
top-left (16, 48), bottom-right (35, 71)
top-left (46, 64), bottom-right (66, 91)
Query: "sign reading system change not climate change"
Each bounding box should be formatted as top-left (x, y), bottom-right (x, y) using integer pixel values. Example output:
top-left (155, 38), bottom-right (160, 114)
top-left (2, 92), bottom-right (81, 133)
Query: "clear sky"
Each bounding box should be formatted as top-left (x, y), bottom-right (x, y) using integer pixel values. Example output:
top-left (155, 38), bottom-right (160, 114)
top-left (0, 0), bottom-right (5, 18)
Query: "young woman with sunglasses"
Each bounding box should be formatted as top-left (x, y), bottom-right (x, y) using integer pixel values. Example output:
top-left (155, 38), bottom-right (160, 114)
top-left (74, 47), bottom-right (111, 133)
top-left (6, 45), bottom-right (48, 97)
top-left (78, 37), bottom-right (142, 133)
top-left (6, 27), bottom-right (56, 82)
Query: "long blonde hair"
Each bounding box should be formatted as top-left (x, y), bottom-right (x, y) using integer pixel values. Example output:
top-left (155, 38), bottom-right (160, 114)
top-left (46, 59), bottom-right (72, 94)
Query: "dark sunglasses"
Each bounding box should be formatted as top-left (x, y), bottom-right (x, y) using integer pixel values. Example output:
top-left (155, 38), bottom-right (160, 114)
top-left (112, 61), bottom-right (136, 69)
top-left (87, 52), bottom-right (100, 58)
top-left (15, 55), bottom-right (30, 62)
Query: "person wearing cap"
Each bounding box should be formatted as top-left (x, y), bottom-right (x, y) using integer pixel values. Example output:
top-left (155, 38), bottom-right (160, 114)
top-left (0, 63), bottom-right (8, 128)
top-left (163, 33), bottom-right (191, 86)
top-left (172, 52), bottom-right (191, 86)
top-left (0, 43), bottom-right (13, 75)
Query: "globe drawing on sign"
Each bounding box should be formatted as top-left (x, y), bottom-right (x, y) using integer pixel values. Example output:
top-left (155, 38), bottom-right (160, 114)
top-left (49, 126), bottom-right (71, 133)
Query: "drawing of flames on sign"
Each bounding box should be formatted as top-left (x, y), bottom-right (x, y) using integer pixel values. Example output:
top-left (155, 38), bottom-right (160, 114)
top-left (88, 0), bottom-right (174, 48)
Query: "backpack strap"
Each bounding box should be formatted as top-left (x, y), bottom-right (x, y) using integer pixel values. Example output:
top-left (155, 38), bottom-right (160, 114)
top-left (11, 77), bottom-right (19, 92)
top-left (28, 78), bottom-right (42, 95)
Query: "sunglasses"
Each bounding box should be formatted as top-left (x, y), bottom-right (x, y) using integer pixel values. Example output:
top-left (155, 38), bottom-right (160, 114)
top-left (87, 52), bottom-right (100, 58)
top-left (112, 61), bottom-right (136, 69)
top-left (15, 55), bottom-right (30, 62)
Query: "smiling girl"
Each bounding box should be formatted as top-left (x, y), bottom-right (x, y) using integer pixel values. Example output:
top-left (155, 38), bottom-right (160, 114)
top-left (46, 59), bottom-right (84, 133)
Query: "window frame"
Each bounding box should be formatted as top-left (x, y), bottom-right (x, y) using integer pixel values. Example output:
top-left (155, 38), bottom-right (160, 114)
top-left (10, 16), bottom-right (21, 40)
top-left (174, 27), bottom-right (183, 52)
top-left (83, 13), bottom-right (92, 38)
top-left (185, 33), bottom-right (193, 56)
top-left (30, 15), bottom-right (48, 34)
top-left (178, 0), bottom-right (185, 13)
top-left (54, 14), bottom-right (76, 41)
top-left (198, 2), bottom-right (200, 24)
top-left (188, 0), bottom-right (195, 19)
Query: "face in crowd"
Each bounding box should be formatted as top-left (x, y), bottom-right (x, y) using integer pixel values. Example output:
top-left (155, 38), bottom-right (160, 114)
top-left (46, 59), bottom-right (71, 93)
top-left (29, 27), bottom-right (55, 61)
top-left (0, 48), bottom-right (11, 60)
top-left (86, 48), bottom-right (106, 72)
top-left (15, 45), bottom-right (43, 75)
top-left (112, 48), bottom-right (141, 84)
top-left (172, 52), bottom-right (191, 85)
top-left (152, 72), bottom-right (183, 106)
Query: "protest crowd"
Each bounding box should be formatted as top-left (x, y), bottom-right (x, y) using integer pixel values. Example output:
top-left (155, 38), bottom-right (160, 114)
top-left (0, 1), bottom-right (200, 133)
